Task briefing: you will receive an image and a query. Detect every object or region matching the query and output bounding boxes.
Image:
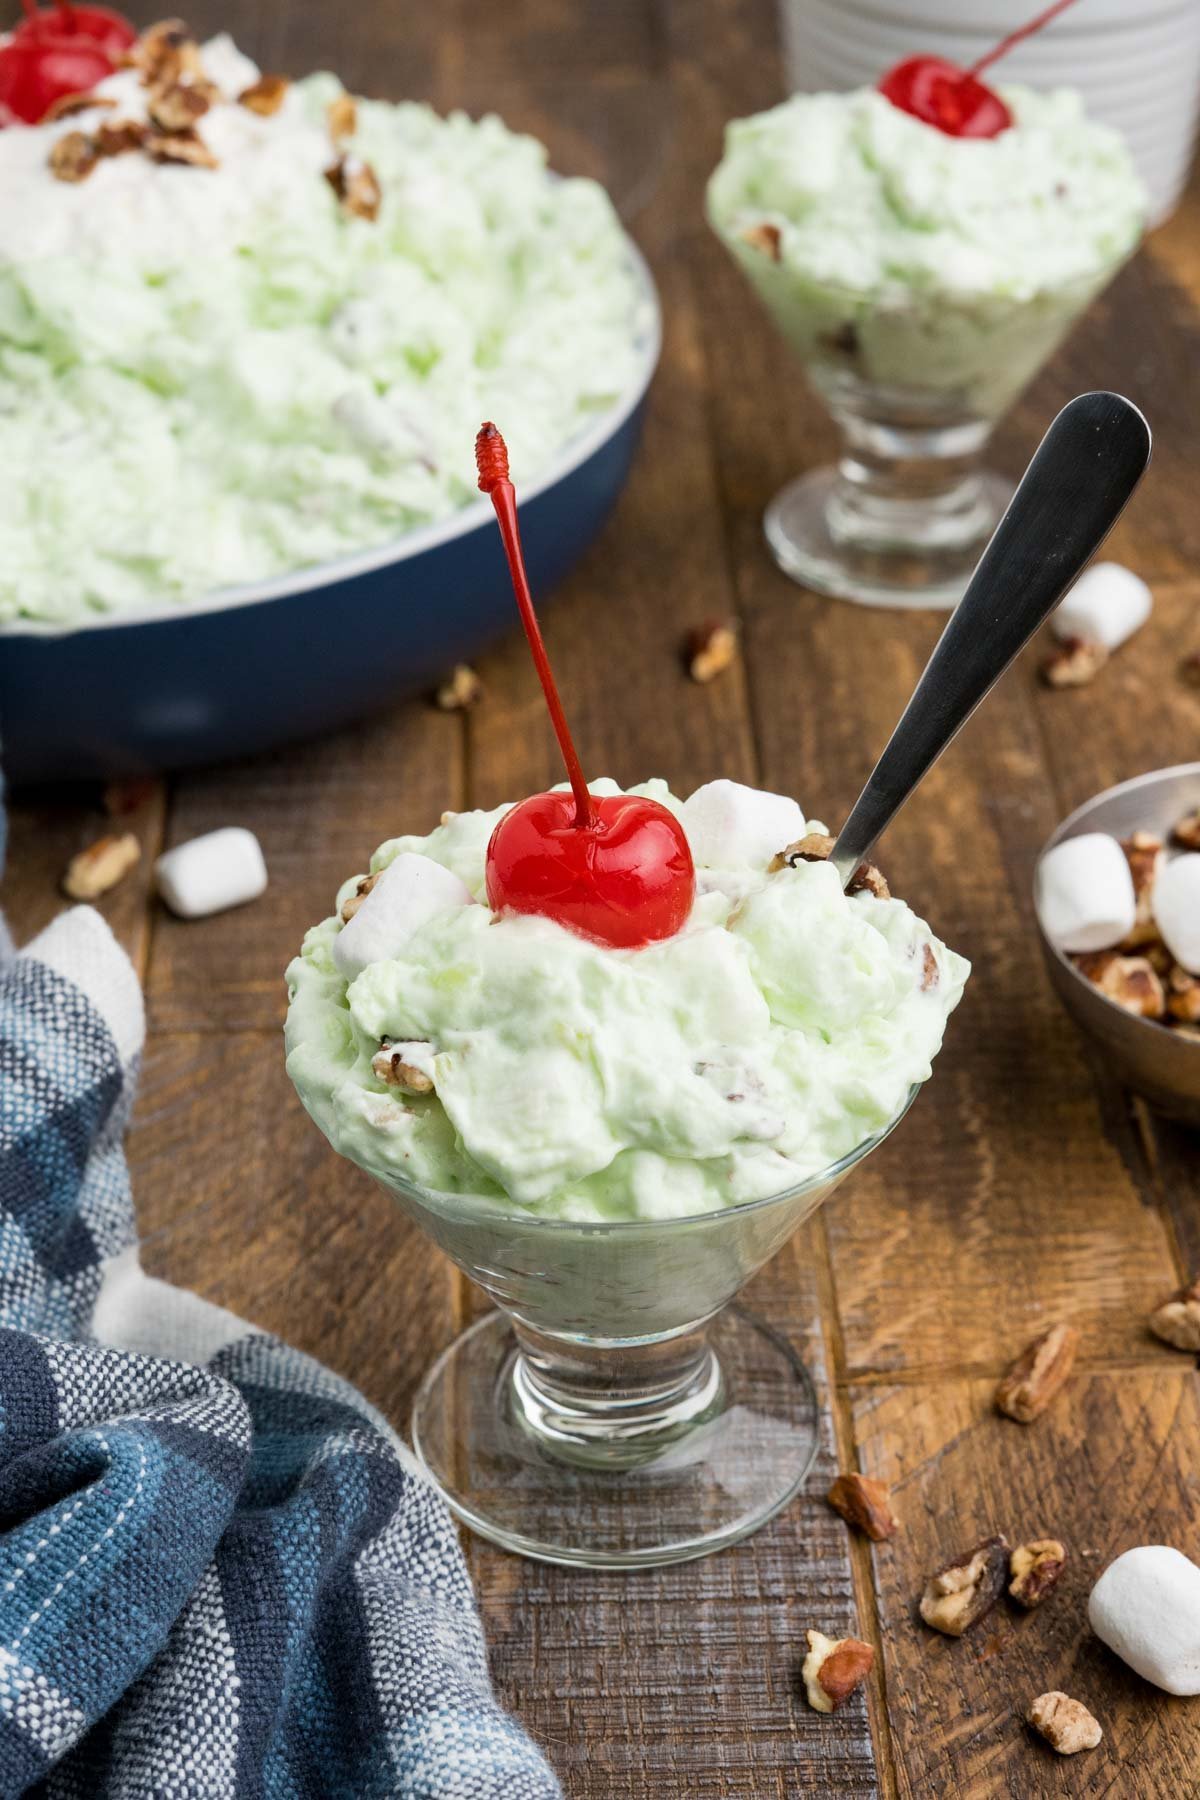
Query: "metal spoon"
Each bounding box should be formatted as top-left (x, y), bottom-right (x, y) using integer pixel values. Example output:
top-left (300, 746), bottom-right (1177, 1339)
top-left (831, 391), bottom-right (1153, 887)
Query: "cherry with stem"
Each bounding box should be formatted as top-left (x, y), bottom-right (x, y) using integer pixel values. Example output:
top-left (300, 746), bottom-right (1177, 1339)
top-left (475, 422), bottom-right (695, 950)
top-left (878, 0), bottom-right (1081, 140)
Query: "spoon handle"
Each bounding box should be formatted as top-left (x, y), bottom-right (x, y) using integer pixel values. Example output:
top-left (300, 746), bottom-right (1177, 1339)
top-left (830, 391), bottom-right (1152, 887)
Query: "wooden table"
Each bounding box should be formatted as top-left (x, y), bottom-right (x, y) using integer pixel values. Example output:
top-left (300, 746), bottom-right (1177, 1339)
top-left (5, 3), bottom-right (1200, 1793)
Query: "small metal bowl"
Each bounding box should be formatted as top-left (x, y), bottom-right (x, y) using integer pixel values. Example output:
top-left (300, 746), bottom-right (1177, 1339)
top-left (1035, 762), bottom-right (1200, 1126)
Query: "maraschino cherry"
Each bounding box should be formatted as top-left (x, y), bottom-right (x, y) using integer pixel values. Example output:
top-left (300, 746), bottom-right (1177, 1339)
top-left (476, 422), bottom-right (695, 950)
top-left (878, 0), bottom-right (1079, 140)
top-left (0, 1), bottom-right (135, 125)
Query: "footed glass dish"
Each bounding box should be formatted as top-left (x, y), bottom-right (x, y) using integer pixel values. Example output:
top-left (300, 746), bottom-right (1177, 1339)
top-left (719, 245), bottom-right (1129, 609)
top-left (380, 1089), bottom-right (917, 1568)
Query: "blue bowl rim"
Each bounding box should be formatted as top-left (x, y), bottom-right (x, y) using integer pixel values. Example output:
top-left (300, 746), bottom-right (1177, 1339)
top-left (2, 235), bottom-right (661, 642)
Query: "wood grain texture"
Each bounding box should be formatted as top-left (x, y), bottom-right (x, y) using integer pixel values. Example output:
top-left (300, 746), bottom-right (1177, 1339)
top-left (1, 0), bottom-right (1199, 1794)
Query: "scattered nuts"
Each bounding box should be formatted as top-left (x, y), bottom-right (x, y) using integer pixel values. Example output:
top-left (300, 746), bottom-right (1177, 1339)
top-left (146, 130), bottom-right (219, 169)
top-left (827, 1472), bottom-right (898, 1541)
top-left (739, 222), bottom-right (781, 261)
top-left (1167, 964), bottom-right (1200, 1024)
top-left (1027, 1692), bottom-right (1102, 1756)
top-left (62, 833), bottom-right (141, 901)
top-left (1172, 807), bottom-right (1200, 852)
top-left (372, 1044), bottom-right (434, 1094)
top-left (1148, 1276), bottom-right (1200, 1353)
top-left (1009, 1539), bottom-right (1068, 1609)
top-left (1119, 831), bottom-right (1164, 948)
top-left (43, 91), bottom-right (115, 121)
top-left (920, 943), bottom-right (940, 990)
top-left (1040, 636), bottom-right (1109, 688)
top-left (238, 73), bottom-right (290, 116)
top-left (340, 871), bottom-right (380, 923)
top-left (96, 118), bottom-right (148, 156)
top-left (49, 131), bottom-right (100, 183)
top-left (435, 664), bottom-right (483, 711)
top-left (995, 1322), bottom-right (1079, 1422)
top-left (133, 19), bottom-right (204, 86)
top-left (919, 1535), bottom-right (1009, 1637)
top-left (147, 78), bottom-right (217, 132)
top-left (685, 619), bottom-right (738, 684)
top-left (327, 92), bottom-right (357, 143)
top-left (325, 154), bottom-right (381, 220)
top-left (1179, 651), bottom-right (1200, 690)
top-left (801, 1630), bottom-right (874, 1713)
top-left (1073, 949), bottom-right (1166, 1019)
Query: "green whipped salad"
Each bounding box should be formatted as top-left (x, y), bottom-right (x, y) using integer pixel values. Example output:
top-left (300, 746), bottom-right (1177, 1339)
top-left (0, 36), bottom-right (647, 624)
top-left (707, 86), bottom-right (1145, 412)
top-left (285, 779), bottom-right (969, 1222)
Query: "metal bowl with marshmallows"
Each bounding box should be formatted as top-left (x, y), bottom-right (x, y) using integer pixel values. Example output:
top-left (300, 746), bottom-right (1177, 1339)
top-left (1035, 763), bottom-right (1200, 1125)
top-left (0, 249), bottom-right (660, 786)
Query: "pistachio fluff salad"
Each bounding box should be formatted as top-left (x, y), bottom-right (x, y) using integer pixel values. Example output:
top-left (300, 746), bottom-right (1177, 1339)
top-left (707, 86), bottom-right (1145, 413)
top-left (285, 779), bottom-right (969, 1222)
top-left (0, 31), bottom-right (647, 623)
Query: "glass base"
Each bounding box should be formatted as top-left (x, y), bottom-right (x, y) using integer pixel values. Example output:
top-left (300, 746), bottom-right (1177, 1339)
top-left (764, 465), bottom-right (1014, 610)
top-left (411, 1306), bottom-right (819, 1568)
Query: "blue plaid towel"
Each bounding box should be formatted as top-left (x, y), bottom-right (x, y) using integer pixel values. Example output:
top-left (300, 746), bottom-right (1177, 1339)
top-left (0, 901), bottom-right (561, 1799)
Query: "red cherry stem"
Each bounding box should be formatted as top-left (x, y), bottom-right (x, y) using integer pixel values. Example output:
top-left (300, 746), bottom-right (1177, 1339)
top-left (475, 422), bottom-right (596, 830)
top-left (967, 0), bottom-right (1080, 79)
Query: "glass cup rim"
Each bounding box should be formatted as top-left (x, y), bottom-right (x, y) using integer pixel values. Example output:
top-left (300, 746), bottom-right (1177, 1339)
top-left (372, 1083), bottom-right (921, 1235)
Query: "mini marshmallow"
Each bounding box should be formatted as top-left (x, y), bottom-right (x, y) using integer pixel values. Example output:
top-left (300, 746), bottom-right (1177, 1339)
top-left (155, 828), bottom-right (267, 920)
top-left (1035, 833), bottom-right (1136, 953)
top-left (1153, 854), bottom-right (1200, 974)
top-left (1088, 1546), bottom-right (1200, 1695)
top-left (681, 779), bottom-right (805, 870)
top-left (1052, 561), bottom-right (1152, 651)
top-left (332, 852), bottom-right (472, 980)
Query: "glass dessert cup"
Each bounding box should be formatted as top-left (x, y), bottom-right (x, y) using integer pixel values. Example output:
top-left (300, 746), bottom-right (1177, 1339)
top-left (729, 252), bottom-right (1129, 609)
top-left (375, 1089), bottom-right (917, 1569)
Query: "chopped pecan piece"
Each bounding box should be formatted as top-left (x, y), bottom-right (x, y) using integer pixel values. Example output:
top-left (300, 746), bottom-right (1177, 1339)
top-left (1028, 1692), bottom-right (1102, 1756)
top-left (1167, 964), bottom-right (1200, 1024)
top-left (995, 1322), bottom-right (1079, 1422)
top-left (1148, 1276), bottom-right (1200, 1352)
top-left (1072, 950), bottom-right (1166, 1020)
top-left (44, 91), bottom-right (115, 121)
top-left (63, 833), bottom-right (141, 901)
top-left (238, 73), bottom-right (290, 116)
top-left (919, 1535), bottom-right (1009, 1637)
top-left (325, 154), bottom-right (381, 221)
top-left (340, 871), bottom-right (379, 923)
top-left (372, 1044), bottom-right (434, 1094)
top-left (685, 619), bottom-right (738, 684)
top-left (1040, 636), bottom-right (1108, 688)
top-left (919, 943), bottom-right (939, 990)
top-left (739, 222), bottom-right (781, 261)
top-left (827, 1472), bottom-right (898, 1541)
top-left (819, 321), bottom-right (859, 359)
top-left (146, 130), bottom-right (219, 169)
top-left (49, 131), bottom-right (99, 183)
top-left (96, 118), bottom-right (148, 157)
top-left (1172, 806), bottom-right (1200, 851)
top-left (847, 862), bottom-right (890, 900)
top-left (133, 19), bottom-right (203, 86)
top-left (435, 664), bottom-right (482, 711)
top-left (1119, 831), bottom-right (1164, 948)
top-left (801, 1630), bottom-right (874, 1713)
top-left (148, 78), bottom-right (218, 132)
top-left (1179, 651), bottom-right (1200, 690)
top-left (327, 92), bottom-right (357, 143)
top-left (771, 832), bottom-right (834, 872)
top-left (1009, 1539), bottom-right (1067, 1609)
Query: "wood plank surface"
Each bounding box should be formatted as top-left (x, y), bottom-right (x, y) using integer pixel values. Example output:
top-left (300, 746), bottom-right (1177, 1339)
top-left (1, 0), bottom-right (1198, 1794)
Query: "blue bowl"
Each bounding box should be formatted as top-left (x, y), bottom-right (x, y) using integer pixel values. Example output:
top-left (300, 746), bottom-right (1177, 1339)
top-left (0, 248), bottom-right (660, 785)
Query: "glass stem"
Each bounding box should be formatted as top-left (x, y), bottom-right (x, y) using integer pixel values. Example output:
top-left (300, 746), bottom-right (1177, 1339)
top-left (509, 1319), bottom-right (725, 1471)
top-left (828, 406), bottom-right (997, 555)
